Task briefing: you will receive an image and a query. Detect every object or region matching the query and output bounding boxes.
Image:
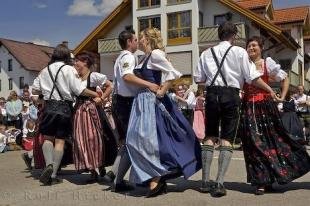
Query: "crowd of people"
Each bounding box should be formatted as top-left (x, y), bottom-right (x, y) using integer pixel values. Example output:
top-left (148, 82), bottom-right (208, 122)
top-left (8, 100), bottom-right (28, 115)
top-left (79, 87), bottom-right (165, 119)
top-left (1, 21), bottom-right (310, 198)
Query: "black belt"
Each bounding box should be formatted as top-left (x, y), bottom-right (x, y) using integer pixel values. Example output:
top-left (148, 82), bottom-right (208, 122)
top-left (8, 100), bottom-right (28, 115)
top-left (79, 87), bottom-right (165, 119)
top-left (114, 94), bottom-right (134, 101)
top-left (206, 86), bottom-right (239, 93)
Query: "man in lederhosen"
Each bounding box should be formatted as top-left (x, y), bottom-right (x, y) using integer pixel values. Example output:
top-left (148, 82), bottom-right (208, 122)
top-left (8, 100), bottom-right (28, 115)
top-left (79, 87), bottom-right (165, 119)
top-left (103, 27), bottom-right (159, 192)
top-left (194, 22), bottom-right (277, 197)
top-left (32, 44), bottom-right (101, 185)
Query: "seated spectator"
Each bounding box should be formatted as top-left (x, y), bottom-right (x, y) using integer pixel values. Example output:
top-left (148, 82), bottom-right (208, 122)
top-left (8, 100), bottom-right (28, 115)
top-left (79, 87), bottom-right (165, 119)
top-left (21, 119), bottom-right (37, 170)
top-left (5, 91), bottom-right (23, 129)
top-left (0, 97), bottom-right (7, 125)
top-left (6, 126), bottom-right (22, 150)
top-left (21, 101), bottom-right (30, 125)
top-left (0, 123), bottom-right (8, 153)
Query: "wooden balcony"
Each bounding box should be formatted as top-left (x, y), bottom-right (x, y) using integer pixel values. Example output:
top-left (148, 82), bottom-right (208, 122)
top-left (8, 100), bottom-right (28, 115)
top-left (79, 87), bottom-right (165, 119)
top-left (198, 22), bottom-right (247, 46)
top-left (98, 38), bottom-right (121, 54)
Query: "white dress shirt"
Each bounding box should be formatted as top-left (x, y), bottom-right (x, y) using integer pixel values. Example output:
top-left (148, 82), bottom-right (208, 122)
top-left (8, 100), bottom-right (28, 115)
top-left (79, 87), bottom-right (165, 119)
top-left (32, 62), bottom-right (85, 101)
top-left (294, 93), bottom-right (310, 113)
top-left (113, 50), bottom-right (139, 97)
top-left (194, 41), bottom-right (261, 89)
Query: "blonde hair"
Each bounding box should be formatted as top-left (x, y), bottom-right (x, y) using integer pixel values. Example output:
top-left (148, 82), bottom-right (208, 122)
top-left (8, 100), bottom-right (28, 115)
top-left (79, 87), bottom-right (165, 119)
top-left (141, 28), bottom-right (165, 51)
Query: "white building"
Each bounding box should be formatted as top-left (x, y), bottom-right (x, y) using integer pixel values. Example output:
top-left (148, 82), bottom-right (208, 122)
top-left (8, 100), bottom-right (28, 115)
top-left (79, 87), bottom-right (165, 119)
top-left (0, 38), bottom-right (54, 98)
top-left (74, 0), bottom-right (310, 90)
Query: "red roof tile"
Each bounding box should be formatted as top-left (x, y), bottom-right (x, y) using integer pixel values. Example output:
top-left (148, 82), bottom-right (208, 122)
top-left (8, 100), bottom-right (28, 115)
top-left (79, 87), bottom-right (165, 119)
top-left (273, 6), bottom-right (309, 25)
top-left (236, 0), bottom-right (270, 10)
top-left (0, 38), bottom-right (54, 72)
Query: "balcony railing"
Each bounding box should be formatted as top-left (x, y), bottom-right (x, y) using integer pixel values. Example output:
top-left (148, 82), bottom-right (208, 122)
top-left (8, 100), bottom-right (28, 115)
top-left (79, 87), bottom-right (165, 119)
top-left (98, 38), bottom-right (121, 54)
top-left (198, 22), bottom-right (246, 44)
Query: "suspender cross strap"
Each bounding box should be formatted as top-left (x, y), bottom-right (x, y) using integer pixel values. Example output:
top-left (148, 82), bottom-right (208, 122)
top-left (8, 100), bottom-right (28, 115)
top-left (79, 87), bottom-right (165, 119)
top-left (210, 46), bottom-right (233, 87)
top-left (47, 64), bottom-right (66, 100)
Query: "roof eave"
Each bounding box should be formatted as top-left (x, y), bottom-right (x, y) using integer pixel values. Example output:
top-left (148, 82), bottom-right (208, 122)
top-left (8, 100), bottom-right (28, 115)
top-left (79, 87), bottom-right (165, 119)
top-left (73, 0), bottom-right (131, 55)
top-left (220, 0), bottom-right (299, 50)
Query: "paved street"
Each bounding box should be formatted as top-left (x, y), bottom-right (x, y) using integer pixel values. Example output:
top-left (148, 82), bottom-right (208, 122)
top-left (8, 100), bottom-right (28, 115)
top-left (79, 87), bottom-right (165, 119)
top-left (0, 149), bottom-right (309, 206)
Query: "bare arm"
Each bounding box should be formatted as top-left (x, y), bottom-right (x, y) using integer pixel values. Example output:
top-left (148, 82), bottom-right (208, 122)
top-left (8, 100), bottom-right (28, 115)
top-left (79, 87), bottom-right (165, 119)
top-left (80, 88), bottom-right (99, 98)
top-left (32, 89), bottom-right (42, 95)
top-left (279, 77), bottom-right (289, 101)
top-left (101, 80), bottom-right (113, 101)
top-left (251, 77), bottom-right (276, 98)
top-left (157, 80), bottom-right (173, 97)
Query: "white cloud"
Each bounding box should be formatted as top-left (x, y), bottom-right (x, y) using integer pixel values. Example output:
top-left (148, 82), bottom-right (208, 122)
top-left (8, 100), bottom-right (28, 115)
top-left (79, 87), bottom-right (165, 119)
top-left (33, 2), bottom-right (47, 9)
top-left (31, 38), bottom-right (50, 46)
top-left (67, 0), bottom-right (122, 17)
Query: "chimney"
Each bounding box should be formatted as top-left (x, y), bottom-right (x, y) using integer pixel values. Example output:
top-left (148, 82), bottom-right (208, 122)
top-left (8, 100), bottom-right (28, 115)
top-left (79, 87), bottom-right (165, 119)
top-left (62, 41), bottom-right (68, 47)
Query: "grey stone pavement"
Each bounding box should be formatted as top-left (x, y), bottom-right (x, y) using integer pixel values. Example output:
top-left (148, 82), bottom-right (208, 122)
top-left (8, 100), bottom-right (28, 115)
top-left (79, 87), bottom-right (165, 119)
top-left (0, 148), bottom-right (309, 206)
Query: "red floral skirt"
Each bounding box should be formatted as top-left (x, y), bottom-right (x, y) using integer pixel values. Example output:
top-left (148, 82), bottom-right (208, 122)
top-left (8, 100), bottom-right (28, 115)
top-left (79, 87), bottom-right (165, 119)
top-left (238, 98), bottom-right (310, 186)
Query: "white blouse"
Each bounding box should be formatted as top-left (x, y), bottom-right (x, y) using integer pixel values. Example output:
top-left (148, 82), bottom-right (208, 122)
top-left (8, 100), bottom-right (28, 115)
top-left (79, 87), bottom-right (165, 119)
top-left (81, 72), bottom-right (107, 88)
top-left (136, 49), bottom-right (182, 83)
top-left (264, 57), bottom-right (287, 82)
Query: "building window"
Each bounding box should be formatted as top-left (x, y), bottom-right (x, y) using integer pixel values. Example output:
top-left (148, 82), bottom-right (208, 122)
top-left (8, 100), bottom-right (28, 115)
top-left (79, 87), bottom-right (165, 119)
top-left (214, 13), bottom-right (232, 25)
top-left (19, 77), bottom-right (24, 89)
top-left (167, 11), bottom-right (192, 45)
top-left (9, 78), bottom-right (13, 90)
top-left (8, 59), bottom-right (12, 71)
top-left (199, 12), bottom-right (203, 27)
top-left (139, 16), bottom-right (161, 32)
top-left (167, 0), bottom-right (191, 5)
top-left (138, 0), bottom-right (160, 8)
top-left (298, 60), bottom-right (303, 85)
top-left (0, 60), bottom-right (2, 73)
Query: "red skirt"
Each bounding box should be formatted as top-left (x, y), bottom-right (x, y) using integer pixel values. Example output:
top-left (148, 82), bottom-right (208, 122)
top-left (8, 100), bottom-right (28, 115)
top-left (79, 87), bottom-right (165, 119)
top-left (33, 133), bottom-right (45, 169)
top-left (73, 101), bottom-right (104, 171)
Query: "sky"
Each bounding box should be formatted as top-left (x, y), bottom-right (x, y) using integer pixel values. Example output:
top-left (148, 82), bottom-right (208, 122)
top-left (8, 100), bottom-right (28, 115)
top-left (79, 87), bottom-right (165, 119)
top-left (0, 0), bottom-right (309, 49)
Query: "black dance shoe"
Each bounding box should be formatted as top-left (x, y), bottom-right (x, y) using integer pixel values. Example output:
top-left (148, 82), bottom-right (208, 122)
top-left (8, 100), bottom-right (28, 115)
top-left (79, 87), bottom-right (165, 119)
top-left (39, 164), bottom-right (53, 185)
top-left (145, 181), bottom-right (167, 198)
top-left (102, 171), bottom-right (115, 183)
top-left (200, 180), bottom-right (216, 193)
top-left (99, 166), bottom-right (106, 177)
top-left (211, 183), bottom-right (227, 197)
top-left (255, 187), bottom-right (265, 195)
top-left (21, 153), bottom-right (32, 170)
top-left (111, 181), bottom-right (134, 192)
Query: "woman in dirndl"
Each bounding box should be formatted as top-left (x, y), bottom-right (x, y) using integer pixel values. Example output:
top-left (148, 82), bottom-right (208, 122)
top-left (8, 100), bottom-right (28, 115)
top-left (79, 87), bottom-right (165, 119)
top-left (126, 28), bottom-right (202, 198)
top-left (193, 89), bottom-right (205, 141)
top-left (239, 36), bottom-right (310, 195)
top-left (73, 51), bottom-right (118, 183)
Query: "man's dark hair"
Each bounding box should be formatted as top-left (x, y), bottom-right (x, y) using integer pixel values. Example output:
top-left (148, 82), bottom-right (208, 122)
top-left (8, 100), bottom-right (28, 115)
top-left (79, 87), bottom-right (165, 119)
top-left (49, 43), bottom-right (71, 65)
top-left (75, 51), bottom-right (97, 68)
top-left (118, 26), bottom-right (135, 50)
top-left (218, 21), bottom-right (238, 41)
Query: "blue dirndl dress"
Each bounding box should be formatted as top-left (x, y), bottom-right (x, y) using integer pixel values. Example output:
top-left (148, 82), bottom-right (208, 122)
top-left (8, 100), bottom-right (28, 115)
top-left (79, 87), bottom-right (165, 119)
top-left (126, 56), bottom-right (202, 184)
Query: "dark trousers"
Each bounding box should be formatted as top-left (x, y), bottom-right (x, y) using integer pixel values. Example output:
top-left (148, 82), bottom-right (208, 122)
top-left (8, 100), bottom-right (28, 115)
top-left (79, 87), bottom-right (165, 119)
top-left (112, 94), bottom-right (134, 141)
top-left (205, 86), bottom-right (241, 141)
top-left (181, 109), bottom-right (194, 125)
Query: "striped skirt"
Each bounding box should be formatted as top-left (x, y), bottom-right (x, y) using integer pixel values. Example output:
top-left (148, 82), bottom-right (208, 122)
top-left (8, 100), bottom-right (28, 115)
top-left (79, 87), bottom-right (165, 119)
top-left (73, 100), bottom-right (104, 171)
